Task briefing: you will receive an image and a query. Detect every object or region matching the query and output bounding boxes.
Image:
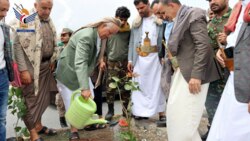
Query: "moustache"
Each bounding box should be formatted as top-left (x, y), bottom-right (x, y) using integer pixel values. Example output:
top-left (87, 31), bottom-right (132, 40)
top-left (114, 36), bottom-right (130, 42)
top-left (211, 3), bottom-right (219, 8)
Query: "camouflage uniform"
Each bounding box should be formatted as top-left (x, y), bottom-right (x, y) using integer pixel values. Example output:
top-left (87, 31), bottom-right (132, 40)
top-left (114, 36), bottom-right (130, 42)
top-left (106, 60), bottom-right (130, 105)
top-left (55, 93), bottom-right (66, 117)
top-left (104, 24), bottom-right (130, 120)
top-left (206, 8), bottom-right (231, 124)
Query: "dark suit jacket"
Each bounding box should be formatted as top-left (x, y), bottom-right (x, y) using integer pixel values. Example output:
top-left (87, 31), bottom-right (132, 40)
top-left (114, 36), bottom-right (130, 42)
top-left (1, 24), bottom-right (14, 81)
top-left (234, 22), bottom-right (250, 103)
top-left (168, 6), bottom-right (219, 84)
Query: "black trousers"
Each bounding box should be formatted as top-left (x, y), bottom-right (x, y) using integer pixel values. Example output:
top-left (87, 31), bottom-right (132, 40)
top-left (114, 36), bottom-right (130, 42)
top-left (93, 84), bottom-right (103, 116)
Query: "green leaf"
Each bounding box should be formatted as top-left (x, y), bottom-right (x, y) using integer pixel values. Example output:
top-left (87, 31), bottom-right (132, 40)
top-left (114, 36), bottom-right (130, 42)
top-left (15, 126), bottom-right (22, 132)
top-left (112, 76), bottom-right (120, 82)
top-left (11, 109), bottom-right (17, 115)
top-left (133, 82), bottom-right (139, 85)
top-left (10, 87), bottom-right (15, 96)
top-left (124, 84), bottom-right (132, 91)
top-left (21, 127), bottom-right (30, 137)
top-left (15, 88), bottom-right (22, 97)
top-left (17, 112), bottom-right (25, 118)
top-left (109, 82), bottom-right (117, 89)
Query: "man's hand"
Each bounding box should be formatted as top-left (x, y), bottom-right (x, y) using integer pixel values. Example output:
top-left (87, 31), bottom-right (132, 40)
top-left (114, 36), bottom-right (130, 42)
top-left (216, 49), bottom-right (226, 68)
top-left (189, 78), bottom-right (201, 94)
top-left (99, 60), bottom-right (106, 71)
top-left (217, 32), bottom-right (227, 45)
top-left (50, 63), bottom-right (55, 72)
top-left (248, 102), bottom-right (250, 113)
top-left (127, 62), bottom-right (133, 73)
top-left (161, 58), bottom-right (165, 65)
top-left (81, 89), bottom-right (91, 100)
top-left (20, 70), bottom-right (32, 85)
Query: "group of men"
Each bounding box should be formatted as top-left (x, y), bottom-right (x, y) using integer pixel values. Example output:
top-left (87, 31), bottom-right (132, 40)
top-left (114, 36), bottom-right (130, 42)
top-left (0, 0), bottom-right (250, 141)
top-left (156, 0), bottom-right (250, 141)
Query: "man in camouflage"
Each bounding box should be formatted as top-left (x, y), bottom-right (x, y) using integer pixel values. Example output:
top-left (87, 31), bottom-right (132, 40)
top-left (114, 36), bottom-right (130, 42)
top-left (205, 0), bottom-right (231, 137)
top-left (103, 6), bottom-right (131, 121)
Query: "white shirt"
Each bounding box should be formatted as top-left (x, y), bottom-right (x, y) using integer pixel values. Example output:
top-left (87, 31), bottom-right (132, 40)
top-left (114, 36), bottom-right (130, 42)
top-left (226, 1), bottom-right (249, 48)
top-left (0, 21), bottom-right (6, 69)
top-left (141, 15), bottom-right (158, 46)
top-left (96, 32), bottom-right (101, 57)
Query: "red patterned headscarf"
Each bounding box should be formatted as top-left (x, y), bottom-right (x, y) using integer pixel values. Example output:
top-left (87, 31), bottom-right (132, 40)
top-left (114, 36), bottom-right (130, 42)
top-left (224, 1), bottom-right (250, 34)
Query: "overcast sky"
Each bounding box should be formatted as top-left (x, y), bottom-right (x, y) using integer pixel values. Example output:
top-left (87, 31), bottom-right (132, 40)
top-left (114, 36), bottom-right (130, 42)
top-left (6, 0), bottom-right (238, 33)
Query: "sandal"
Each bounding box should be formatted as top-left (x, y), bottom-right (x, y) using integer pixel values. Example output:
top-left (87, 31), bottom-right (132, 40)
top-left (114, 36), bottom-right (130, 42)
top-left (108, 120), bottom-right (119, 127)
top-left (134, 116), bottom-right (149, 120)
top-left (159, 115), bottom-right (166, 121)
top-left (69, 132), bottom-right (80, 140)
top-left (38, 126), bottom-right (57, 136)
top-left (84, 124), bottom-right (107, 131)
top-left (156, 120), bottom-right (166, 127)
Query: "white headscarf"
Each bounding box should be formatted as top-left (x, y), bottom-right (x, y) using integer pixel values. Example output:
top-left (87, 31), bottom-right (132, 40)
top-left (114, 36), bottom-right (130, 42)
top-left (74, 17), bottom-right (121, 33)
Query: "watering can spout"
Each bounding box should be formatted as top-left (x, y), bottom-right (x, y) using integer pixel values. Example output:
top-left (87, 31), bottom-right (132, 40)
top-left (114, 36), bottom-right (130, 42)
top-left (85, 118), bottom-right (108, 126)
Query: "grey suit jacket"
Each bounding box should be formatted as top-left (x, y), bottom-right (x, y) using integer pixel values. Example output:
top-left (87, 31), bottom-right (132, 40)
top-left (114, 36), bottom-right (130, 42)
top-left (1, 24), bottom-right (14, 81)
top-left (128, 15), bottom-right (164, 66)
top-left (168, 6), bottom-right (219, 84)
top-left (234, 22), bottom-right (250, 103)
top-left (56, 28), bottom-right (99, 91)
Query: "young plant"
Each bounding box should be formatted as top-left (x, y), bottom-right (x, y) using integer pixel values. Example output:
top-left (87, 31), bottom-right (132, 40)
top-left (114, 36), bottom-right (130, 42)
top-left (8, 87), bottom-right (29, 140)
top-left (109, 72), bottom-right (140, 141)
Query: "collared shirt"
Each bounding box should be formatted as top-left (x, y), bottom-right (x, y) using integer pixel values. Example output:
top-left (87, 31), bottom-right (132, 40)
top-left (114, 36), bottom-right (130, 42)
top-left (0, 21), bottom-right (6, 69)
top-left (141, 15), bottom-right (158, 46)
top-left (164, 21), bottom-right (174, 44)
top-left (226, 3), bottom-right (247, 49)
top-left (96, 32), bottom-right (101, 57)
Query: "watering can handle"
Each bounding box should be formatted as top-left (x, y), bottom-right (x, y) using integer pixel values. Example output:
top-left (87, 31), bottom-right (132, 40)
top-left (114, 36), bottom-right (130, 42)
top-left (70, 90), bottom-right (88, 104)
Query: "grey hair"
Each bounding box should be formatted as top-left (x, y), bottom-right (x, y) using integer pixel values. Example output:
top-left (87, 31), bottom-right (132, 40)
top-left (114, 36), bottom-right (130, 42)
top-left (105, 22), bottom-right (119, 28)
top-left (160, 0), bottom-right (181, 5)
top-left (74, 17), bottom-right (121, 34)
top-left (36, 0), bottom-right (53, 3)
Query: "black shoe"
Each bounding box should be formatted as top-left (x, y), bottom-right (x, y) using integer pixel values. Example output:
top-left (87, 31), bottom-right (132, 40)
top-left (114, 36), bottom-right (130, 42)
top-left (133, 115), bottom-right (149, 120)
top-left (105, 103), bottom-right (114, 121)
top-left (156, 120), bottom-right (166, 127)
top-left (201, 126), bottom-right (210, 141)
top-left (60, 116), bottom-right (68, 128)
top-left (201, 130), bottom-right (209, 141)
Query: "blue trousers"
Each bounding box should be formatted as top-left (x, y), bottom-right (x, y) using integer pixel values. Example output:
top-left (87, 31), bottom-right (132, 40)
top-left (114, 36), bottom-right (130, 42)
top-left (0, 68), bottom-right (9, 141)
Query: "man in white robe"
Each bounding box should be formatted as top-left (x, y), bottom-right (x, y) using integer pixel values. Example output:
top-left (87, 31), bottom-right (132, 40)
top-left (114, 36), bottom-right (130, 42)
top-left (128, 0), bottom-right (166, 121)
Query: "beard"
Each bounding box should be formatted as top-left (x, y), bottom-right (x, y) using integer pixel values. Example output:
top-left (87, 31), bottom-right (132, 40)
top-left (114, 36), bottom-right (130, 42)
top-left (211, 3), bottom-right (227, 14)
top-left (139, 10), bottom-right (150, 18)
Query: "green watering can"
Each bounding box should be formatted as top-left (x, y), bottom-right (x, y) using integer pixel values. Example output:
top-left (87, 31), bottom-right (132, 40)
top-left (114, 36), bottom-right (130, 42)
top-left (65, 90), bottom-right (107, 129)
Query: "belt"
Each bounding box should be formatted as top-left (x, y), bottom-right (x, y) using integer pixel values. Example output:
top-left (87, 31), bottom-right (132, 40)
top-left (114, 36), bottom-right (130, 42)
top-left (137, 46), bottom-right (158, 57)
top-left (140, 45), bottom-right (158, 53)
top-left (41, 58), bottom-right (50, 62)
